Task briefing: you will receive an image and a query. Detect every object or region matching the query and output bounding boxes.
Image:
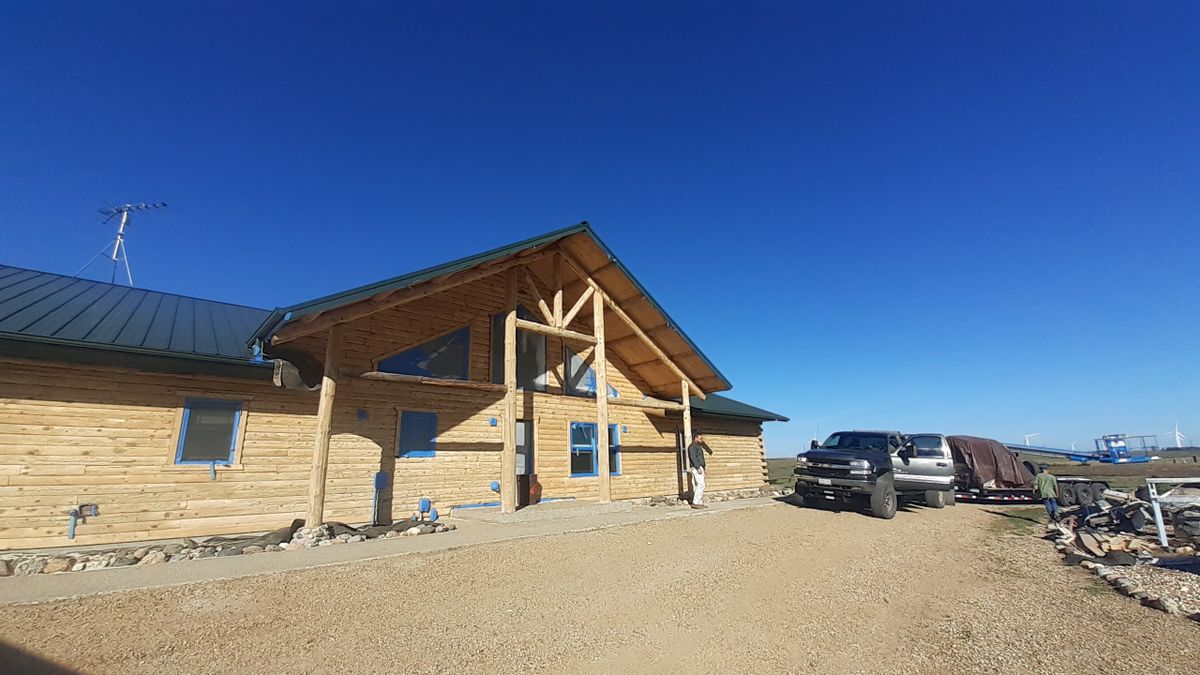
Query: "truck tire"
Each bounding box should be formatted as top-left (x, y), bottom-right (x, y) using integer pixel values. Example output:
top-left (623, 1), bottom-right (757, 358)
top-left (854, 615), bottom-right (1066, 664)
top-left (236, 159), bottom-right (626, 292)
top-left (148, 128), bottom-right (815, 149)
top-left (924, 490), bottom-right (946, 509)
top-left (1075, 483), bottom-right (1095, 506)
top-left (870, 478), bottom-right (897, 519)
top-left (1059, 484), bottom-right (1077, 507)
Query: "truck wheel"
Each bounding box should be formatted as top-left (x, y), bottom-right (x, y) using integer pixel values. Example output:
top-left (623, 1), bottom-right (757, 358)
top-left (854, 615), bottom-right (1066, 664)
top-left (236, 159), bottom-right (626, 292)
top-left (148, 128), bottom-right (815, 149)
top-left (1059, 484), bottom-right (1077, 507)
top-left (1075, 483), bottom-right (1095, 506)
top-left (924, 490), bottom-right (946, 509)
top-left (870, 478), bottom-right (897, 519)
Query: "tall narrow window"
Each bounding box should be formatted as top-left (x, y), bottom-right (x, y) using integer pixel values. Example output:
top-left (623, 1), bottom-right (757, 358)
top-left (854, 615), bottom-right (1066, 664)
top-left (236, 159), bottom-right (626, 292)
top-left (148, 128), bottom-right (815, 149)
top-left (378, 327), bottom-right (470, 380)
top-left (568, 421), bottom-right (619, 477)
top-left (398, 411), bottom-right (438, 458)
top-left (563, 346), bottom-right (619, 399)
top-left (491, 306), bottom-right (547, 391)
top-left (176, 399), bottom-right (242, 465)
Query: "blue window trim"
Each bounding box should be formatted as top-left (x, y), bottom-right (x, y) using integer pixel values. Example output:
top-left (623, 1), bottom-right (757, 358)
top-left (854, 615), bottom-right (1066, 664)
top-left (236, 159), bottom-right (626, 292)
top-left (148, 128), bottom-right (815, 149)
top-left (563, 346), bottom-right (620, 399)
top-left (398, 411), bottom-right (438, 458)
top-left (174, 398), bottom-right (242, 465)
top-left (568, 421), bottom-right (619, 477)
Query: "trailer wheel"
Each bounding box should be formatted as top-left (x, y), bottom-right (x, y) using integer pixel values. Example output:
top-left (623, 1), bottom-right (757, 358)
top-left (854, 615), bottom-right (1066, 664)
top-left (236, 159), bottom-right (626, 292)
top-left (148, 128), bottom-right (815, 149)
top-left (1075, 483), bottom-right (1096, 506)
top-left (1059, 484), bottom-right (1077, 507)
top-left (870, 478), bottom-right (897, 519)
top-left (924, 490), bottom-right (946, 509)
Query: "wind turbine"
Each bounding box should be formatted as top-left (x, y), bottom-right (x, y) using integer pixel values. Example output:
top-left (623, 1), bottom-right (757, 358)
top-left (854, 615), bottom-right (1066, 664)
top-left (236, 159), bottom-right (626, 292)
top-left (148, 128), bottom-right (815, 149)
top-left (1165, 423), bottom-right (1189, 449)
top-left (1024, 433), bottom-right (1040, 446)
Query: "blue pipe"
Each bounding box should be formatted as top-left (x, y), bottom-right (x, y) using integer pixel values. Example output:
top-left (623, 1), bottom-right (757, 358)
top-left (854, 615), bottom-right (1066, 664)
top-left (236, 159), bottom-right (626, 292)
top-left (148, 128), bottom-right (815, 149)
top-left (210, 461), bottom-right (217, 481)
top-left (68, 509), bottom-right (79, 539)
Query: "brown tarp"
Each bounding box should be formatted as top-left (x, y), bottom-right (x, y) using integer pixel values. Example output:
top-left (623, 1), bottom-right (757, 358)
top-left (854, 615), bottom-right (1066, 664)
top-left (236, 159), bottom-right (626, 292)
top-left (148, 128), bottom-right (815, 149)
top-left (947, 435), bottom-right (1034, 489)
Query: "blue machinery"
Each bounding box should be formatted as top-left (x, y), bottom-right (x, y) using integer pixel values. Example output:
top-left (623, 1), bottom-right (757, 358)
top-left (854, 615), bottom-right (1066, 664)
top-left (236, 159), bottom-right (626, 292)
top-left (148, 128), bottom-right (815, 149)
top-left (1005, 434), bottom-right (1160, 465)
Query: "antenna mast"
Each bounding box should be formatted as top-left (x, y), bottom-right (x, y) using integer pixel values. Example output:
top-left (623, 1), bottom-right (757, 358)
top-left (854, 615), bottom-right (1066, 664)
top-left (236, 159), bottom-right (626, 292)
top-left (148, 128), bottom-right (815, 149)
top-left (75, 202), bottom-right (167, 286)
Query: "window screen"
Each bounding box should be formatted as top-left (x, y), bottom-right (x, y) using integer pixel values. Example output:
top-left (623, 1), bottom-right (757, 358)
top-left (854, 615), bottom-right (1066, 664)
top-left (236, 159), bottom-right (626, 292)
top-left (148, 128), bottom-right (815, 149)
top-left (378, 327), bottom-right (470, 380)
top-left (563, 346), bottom-right (619, 399)
top-left (490, 307), bottom-right (547, 391)
top-left (398, 411), bottom-right (438, 458)
top-left (176, 399), bottom-right (241, 464)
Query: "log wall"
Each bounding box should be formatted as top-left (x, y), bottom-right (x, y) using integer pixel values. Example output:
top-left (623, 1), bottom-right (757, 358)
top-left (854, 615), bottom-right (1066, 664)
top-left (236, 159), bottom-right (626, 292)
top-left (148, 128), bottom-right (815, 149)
top-left (0, 273), bottom-right (770, 550)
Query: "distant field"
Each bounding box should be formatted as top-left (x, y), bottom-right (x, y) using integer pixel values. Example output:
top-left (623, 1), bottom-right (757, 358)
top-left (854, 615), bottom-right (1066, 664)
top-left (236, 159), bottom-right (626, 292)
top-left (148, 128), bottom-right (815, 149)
top-left (766, 457), bottom-right (795, 488)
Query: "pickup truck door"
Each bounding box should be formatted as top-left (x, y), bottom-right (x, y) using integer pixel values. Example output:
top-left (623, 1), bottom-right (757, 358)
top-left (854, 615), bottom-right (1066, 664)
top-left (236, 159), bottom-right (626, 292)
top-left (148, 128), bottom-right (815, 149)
top-left (892, 435), bottom-right (954, 492)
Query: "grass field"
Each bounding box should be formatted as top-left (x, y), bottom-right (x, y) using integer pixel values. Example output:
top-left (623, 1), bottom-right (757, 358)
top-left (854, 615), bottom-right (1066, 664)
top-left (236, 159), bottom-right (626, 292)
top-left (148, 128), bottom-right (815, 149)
top-left (766, 456), bottom-right (795, 489)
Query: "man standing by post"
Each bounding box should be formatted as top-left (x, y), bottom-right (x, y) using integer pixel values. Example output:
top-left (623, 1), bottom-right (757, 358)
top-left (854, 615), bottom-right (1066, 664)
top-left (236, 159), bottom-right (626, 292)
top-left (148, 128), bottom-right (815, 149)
top-left (1035, 464), bottom-right (1059, 522)
top-left (688, 432), bottom-right (712, 510)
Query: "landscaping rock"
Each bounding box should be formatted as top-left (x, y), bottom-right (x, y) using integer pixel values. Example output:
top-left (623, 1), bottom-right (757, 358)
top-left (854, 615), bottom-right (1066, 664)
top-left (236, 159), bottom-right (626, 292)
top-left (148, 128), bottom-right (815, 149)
top-left (418, 524), bottom-right (435, 535)
top-left (42, 557), bottom-right (74, 574)
top-left (348, 535), bottom-right (365, 543)
top-left (71, 562), bottom-right (87, 572)
top-left (216, 547), bottom-right (242, 557)
top-left (163, 543), bottom-right (184, 555)
top-left (265, 544), bottom-right (281, 552)
top-left (241, 545), bottom-right (264, 555)
top-left (1148, 596), bottom-right (1183, 615)
top-left (132, 548), bottom-right (150, 560)
top-left (0, 560), bottom-right (11, 577)
top-left (15, 558), bottom-right (46, 576)
top-left (84, 560), bottom-right (109, 571)
top-left (403, 527), bottom-right (421, 536)
top-left (318, 540), bottom-right (334, 547)
top-left (1115, 578), bottom-right (1139, 596)
top-left (138, 550), bottom-right (167, 566)
top-left (194, 549), bottom-right (215, 559)
top-left (111, 557), bottom-right (137, 567)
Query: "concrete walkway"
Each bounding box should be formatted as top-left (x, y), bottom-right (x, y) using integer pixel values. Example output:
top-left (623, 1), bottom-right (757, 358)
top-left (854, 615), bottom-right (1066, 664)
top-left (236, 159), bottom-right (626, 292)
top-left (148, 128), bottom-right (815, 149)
top-left (0, 497), bottom-right (780, 605)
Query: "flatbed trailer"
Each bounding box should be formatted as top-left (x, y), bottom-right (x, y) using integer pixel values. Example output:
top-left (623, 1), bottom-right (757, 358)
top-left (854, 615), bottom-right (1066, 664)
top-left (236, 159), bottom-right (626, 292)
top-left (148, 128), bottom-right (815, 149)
top-left (955, 476), bottom-right (1110, 505)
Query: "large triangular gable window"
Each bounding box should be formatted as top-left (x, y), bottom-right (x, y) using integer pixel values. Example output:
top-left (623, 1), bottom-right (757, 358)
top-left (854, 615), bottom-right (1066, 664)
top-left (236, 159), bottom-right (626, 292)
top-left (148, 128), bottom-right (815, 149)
top-left (564, 346), bottom-right (619, 399)
top-left (377, 326), bottom-right (470, 380)
top-left (490, 306), bottom-right (547, 391)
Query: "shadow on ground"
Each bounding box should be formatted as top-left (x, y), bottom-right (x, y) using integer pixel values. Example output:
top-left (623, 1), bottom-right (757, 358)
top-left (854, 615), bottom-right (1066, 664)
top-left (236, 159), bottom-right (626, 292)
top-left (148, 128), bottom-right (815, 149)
top-left (773, 494), bottom-right (929, 518)
top-left (1, 642), bottom-right (79, 675)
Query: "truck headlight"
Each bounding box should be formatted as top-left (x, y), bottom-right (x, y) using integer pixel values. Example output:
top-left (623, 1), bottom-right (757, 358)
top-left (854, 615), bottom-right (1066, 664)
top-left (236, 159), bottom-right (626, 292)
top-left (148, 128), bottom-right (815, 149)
top-left (796, 455), bottom-right (808, 464)
top-left (850, 459), bottom-right (870, 468)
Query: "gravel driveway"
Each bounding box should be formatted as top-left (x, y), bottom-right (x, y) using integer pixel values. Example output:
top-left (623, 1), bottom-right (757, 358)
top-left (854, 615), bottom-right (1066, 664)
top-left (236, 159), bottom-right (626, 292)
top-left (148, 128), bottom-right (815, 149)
top-left (2, 501), bottom-right (1196, 674)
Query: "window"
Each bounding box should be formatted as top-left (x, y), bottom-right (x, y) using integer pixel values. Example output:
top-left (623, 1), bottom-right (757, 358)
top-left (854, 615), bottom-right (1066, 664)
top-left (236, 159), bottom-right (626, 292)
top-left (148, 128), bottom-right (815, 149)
top-left (909, 435), bottom-right (946, 458)
top-left (176, 399), bottom-right (242, 465)
top-left (568, 421), bottom-right (619, 477)
top-left (563, 346), bottom-right (619, 399)
top-left (398, 411), bottom-right (437, 458)
top-left (378, 327), bottom-right (470, 380)
top-left (490, 306), bottom-right (547, 391)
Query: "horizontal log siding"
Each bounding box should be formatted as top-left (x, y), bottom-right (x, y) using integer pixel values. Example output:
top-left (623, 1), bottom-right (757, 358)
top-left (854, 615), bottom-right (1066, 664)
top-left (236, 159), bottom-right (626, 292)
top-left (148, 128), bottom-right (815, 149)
top-left (0, 272), bottom-right (769, 550)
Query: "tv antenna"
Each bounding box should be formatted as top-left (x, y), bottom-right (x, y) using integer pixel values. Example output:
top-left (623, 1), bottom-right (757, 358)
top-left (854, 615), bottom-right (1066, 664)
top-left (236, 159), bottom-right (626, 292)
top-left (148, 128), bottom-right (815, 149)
top-left (74, 202), bottom-right (167, 286)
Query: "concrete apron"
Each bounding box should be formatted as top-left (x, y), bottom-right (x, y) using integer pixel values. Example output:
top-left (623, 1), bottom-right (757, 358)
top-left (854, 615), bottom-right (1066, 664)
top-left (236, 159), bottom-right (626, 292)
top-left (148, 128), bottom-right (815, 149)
top-left (0, 497), bottom-right (781, 606)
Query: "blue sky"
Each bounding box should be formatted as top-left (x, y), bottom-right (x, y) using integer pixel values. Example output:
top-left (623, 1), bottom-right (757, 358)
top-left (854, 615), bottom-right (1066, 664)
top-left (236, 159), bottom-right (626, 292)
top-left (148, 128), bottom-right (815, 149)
top-left (2, 2), bottom-right (1197, 455)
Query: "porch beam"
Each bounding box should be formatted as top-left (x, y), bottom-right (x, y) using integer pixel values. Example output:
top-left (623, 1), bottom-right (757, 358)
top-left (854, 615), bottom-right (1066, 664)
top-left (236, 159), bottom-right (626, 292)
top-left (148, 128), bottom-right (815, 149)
top-left (357, 371), bottom-right (506, 392)
top-left (272, 249), bottom-right (553, 345)
top-left (558, 252), bottom-right (706, 399)
top-left (561, 286), bottom-right (594, 329)
top-left (305, 324), bottom-right (343, 527)
top-left (522, 266), bottom-right (555, 327)
top-left (594, 290), bottom-right (611, 503)
top-left (514, 318), bottom-right (597, 344)
top-left (552, 254), bottom-right (563, 327)
top-left (501, 268), bottom-right (518, 514)
top-left (609, 396), bottom-right (685, 412)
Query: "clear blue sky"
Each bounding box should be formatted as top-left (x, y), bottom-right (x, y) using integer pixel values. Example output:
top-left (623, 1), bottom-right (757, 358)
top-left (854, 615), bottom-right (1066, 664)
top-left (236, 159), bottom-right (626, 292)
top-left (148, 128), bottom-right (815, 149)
top-left (2, 2), bottom-right (1197, 455)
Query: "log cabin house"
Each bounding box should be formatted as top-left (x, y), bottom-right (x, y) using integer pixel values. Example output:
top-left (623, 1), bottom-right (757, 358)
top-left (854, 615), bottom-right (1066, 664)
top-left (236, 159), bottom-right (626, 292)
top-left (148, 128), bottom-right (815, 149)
top-left (0, 223), bottom-right (786, 550)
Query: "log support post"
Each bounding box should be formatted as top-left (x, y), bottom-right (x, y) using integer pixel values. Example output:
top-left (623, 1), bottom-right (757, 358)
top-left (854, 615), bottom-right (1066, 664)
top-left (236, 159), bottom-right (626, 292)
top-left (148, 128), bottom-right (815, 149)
top-left (681, 379), bottom-right (693, 494)
top-left (305, 324), bottom-right (343, 527)
top-left (594, 289), bottom-right (611, 502)
top-left (501, 268), bottom-right (519, 514)
top-left (552, 253), bottom-right (563, 327)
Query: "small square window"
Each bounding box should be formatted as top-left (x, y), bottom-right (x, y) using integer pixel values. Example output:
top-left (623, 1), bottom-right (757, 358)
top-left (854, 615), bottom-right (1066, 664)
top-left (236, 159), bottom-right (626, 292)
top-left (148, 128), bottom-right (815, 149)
top-left (398, 411), bottom-right (438, 458)
top-left (569, 421), bottom-right (619, 477)
top-left (176, 399), bottom-right (242, 465)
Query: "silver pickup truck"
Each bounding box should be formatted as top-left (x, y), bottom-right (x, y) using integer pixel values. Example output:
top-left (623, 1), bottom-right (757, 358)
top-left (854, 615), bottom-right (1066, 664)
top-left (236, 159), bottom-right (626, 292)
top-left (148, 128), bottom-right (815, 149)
top-left (794, 431), bottom-right (956, 518)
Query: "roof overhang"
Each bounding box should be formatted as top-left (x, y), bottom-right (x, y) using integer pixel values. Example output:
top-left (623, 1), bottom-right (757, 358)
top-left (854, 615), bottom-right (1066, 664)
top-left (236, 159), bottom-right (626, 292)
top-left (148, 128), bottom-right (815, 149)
top-left (253, 223), bottom-right (732, 398)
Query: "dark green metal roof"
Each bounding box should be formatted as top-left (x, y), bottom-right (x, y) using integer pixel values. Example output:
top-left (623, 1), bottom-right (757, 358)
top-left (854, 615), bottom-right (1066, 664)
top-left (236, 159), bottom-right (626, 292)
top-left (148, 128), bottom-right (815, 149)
top-left (0, 263), bottom-right (271, 363)
top-left (691, 393), bottom-right (789, 422)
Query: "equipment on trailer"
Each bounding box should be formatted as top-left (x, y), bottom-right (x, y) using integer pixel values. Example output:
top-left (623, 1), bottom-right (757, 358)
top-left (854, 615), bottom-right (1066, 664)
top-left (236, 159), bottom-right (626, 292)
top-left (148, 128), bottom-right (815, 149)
top-left (1004, 434), bottom-right (1160, 465)
top-left (949, 435), bottom-right (1112, 504)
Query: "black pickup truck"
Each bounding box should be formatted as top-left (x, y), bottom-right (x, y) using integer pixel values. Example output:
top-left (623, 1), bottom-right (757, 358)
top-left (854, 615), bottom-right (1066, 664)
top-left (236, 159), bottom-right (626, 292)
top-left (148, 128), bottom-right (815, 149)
top-left (793, 430), bottom-right (956, 519)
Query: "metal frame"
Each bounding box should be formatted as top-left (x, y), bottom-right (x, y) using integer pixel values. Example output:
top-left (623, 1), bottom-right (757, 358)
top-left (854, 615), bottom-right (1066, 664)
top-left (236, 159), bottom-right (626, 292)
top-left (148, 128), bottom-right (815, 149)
top-left (1145, 477), bottom-right (1200, 547)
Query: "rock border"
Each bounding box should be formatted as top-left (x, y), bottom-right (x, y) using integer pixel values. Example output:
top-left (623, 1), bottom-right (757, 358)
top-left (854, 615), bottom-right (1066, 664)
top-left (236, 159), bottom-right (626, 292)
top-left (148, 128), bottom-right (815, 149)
top-left (1049, 529), bottom-right (1200, 624)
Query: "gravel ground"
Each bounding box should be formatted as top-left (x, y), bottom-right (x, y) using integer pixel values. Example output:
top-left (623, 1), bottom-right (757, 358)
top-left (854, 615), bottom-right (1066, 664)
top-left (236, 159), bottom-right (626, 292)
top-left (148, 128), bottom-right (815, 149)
top-left (2, 501), bottom-right (1197, 674)
top-left (1120, 564), bottom-right (1200, 615)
